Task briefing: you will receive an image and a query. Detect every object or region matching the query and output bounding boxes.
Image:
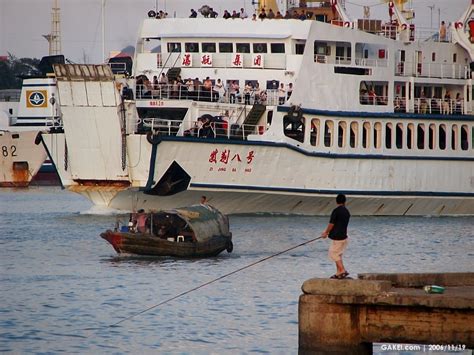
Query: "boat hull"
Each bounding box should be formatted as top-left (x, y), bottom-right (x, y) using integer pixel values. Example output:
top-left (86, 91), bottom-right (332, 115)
top-left (0, 131), bottom-right (47, 187)
top-left (101, 230), bottom-right (233, 257)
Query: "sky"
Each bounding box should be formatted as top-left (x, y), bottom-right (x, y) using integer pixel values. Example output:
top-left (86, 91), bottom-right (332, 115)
top-left (0, 0), bottom-right (471, 64)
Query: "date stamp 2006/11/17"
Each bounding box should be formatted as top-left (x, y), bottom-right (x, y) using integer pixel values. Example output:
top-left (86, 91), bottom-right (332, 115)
top-left (379, 343), bottom-right (468, 352)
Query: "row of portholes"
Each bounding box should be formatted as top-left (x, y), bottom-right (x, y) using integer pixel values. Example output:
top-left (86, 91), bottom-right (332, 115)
top-left (304, 119), bottom-right (472, 151)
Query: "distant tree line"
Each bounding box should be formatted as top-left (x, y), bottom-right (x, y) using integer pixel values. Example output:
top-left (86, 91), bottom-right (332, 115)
top-left (0, 54), bottom-right (40, 90)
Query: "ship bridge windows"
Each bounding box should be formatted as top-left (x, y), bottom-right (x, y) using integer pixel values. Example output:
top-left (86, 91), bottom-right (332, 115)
top-left (271, 43), bottom-right (285, 54)
top-left (185, 42), bottom-right (199, 53)
top-left (236, 43), bottom-right (251, 53)
top-left (219, 43), bottom-right (233, 53)
top-left (202, 43), bottom-right (216, 53)
top-left (253, 43), bottom-right (268, 54)
top-left (167, 43), bottom-right (181, 53)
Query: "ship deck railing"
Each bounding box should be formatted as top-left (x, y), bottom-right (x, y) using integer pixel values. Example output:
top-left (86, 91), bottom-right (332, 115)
top-left (135, 84), bottom-right (281, 106)
top-left (395, 61), bottom-right (470, 80)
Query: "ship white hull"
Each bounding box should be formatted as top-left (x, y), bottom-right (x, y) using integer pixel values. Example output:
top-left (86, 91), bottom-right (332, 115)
top-left (90, 188), bottom-right (473, 216)
top-left (0, 131), bottom-right (47, 187)
top-left (46, 133), bottom-right (474, 215)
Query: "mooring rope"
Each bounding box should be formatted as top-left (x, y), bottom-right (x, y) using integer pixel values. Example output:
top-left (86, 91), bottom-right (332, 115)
top-left (109, 236), bottom-right (324, 328)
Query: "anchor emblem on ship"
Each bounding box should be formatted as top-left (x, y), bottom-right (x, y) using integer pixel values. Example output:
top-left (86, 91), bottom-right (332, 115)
top-left (27, 91), bottom-right (47, 107)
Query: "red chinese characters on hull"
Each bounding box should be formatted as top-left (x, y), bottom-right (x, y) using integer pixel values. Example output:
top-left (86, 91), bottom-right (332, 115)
top-left (208, 148), bottom-right (255, 173)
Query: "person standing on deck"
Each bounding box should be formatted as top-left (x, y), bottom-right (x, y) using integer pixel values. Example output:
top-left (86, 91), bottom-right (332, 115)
top-left (439, 21), bottom-right (447, 42)
top-left (321, 194), bottom-right (350, 279)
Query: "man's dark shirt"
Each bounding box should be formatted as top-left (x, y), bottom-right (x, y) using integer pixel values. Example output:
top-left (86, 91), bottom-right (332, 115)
top-left (328, 205), bottom-right (350, 240)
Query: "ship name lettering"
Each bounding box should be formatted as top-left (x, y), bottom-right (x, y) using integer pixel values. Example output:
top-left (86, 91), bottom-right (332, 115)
top-left (2, 145), bottom-right (17, 157)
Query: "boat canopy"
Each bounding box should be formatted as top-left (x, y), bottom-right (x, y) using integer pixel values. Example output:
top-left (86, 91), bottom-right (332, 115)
top-left (150, 204), bottom-right (231, 242)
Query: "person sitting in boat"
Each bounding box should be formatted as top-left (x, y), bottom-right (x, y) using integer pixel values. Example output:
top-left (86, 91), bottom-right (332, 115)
top-left (136, 209), bottom-right (147, 233)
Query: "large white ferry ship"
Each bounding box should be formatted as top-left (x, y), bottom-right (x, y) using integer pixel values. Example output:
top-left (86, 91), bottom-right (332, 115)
top-left (41, 0), bottom-right (474, 215)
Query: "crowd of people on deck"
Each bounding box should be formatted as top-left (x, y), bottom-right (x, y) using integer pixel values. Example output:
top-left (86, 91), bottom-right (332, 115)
top-left (149, 6), bottom-right (316, 21)
top-left (135, 73), bottom-right (293, 105)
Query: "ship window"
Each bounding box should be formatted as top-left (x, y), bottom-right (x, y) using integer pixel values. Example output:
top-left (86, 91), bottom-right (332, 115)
top-left (360, 81), bottom-right (388, 105)
top-left (362, 122), bottom-right (370, 148)
top-left (271, 43), bottom-right (285, 53)
top-left (461, 125), bottom-right (468, 150)
top-left (439, 124), bottom-right (446, 150)
top-left (453, 53), bottom-right (457, 63)
top-left (311, 118), bottom-right (320, 146)
top-left (338, 121), bottom-right (346, 148)
top-left (336, 46), bottom-right (344, 59)
top-left (374, 122), bottom-right (382, 149)
top-left (185, 42), bottom-right (199, 53)
top-left (324, 120), bottom-right (334, 147)
top-left (167, 42), bottom-right (181, 52)
top-left (407, 123), bottom-right (414, 149)
top-left (219, 43), bottom-right (233, 53)
top-left (431, 52), bottom-right (436, 62)
top-left (417, 124), bottom-right (425, 149)
top-left (429, 124), bottom-right (436, 149)
top-left (295, 43), bottom-right (305, 55)
top-left (236, 43), bottom-right (250, 53)
top-left (202, 43), bottom-right (216, 53)
top-left (266, 80), bottom-right (279, 90)
top-left (396, 123), bottom-right (403, 149)
top-left (350, 122), bottom-right (358, 148)
top-left (253, 43), bottom-right (267, 53)
top-left (385, 123), bottom-right (392, 149)
top-left (314, 41), bottom-right (329, 56)
top-left (451, 124), bottom-right (458, 150)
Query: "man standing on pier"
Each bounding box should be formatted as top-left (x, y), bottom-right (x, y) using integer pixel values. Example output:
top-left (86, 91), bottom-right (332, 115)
top-left (321, 194), bottom-right (350, 279)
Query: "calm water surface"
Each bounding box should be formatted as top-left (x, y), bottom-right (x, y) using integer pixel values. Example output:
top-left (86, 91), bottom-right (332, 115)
top-left (1, 187), bottom-right (473, 354)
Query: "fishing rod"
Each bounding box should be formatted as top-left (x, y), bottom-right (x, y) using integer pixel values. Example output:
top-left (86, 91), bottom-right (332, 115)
top-left (109, 235), bottom-right (324, 328)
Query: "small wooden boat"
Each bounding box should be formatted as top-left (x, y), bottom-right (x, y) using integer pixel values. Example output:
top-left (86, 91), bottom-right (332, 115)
top-left (101, 204), bottom-right (233, 257)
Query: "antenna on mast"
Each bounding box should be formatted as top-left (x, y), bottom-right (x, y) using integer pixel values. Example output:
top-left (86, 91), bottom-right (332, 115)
top-left (43, 0), bottom-right (62, 55)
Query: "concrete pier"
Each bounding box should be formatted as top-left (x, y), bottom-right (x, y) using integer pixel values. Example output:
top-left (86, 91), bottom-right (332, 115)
top-left (299, 273), bottom-right (474, 354)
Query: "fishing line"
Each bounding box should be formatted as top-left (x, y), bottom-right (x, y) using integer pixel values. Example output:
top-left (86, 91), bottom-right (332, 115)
top-left (109, 235), bottom-right (324, 328)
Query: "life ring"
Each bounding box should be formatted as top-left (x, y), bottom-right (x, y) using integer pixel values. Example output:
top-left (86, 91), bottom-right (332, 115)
top-left (343, 21), bottom-right (351, 28)
top-left (454, 22), bottom-right (463, 29)
top-left (255, 43), bottom-right (265, 53)
top-left (148, 10), bottom-right (156, 18)
top-left (187, 43), bottom-right (197, 52)
top-left (401, 23), bottom-right (408, 30)
top-left (146, 131), bottom-right (161, 145)
top-left (226, 241), bottom-right (233, 253)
